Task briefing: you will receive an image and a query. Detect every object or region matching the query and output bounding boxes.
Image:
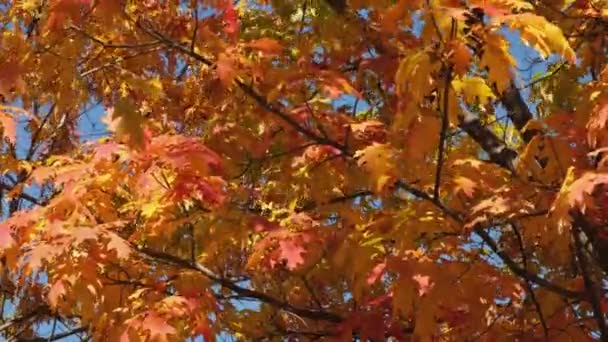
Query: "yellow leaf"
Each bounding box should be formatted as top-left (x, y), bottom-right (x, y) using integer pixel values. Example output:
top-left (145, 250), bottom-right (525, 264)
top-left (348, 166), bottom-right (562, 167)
top-left (452, 76), bottom-right (496, 105)
top-left (19, 0), bottom-right (40, 12)
top-left (395, 52), bottom-right (438, 103)
top-left (480, 33), bottom-right (515, 93)
top-left (355, 143), bottom-right (398, 193)
top-left (112, 97), bottom-right (145, 149)
top-left (497, 13), bottom-right (576, 64)
top-left (146, 77), bottom-right (164, 100)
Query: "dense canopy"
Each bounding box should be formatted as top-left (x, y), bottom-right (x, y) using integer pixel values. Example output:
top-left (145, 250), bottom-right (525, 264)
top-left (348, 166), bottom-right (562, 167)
top-left (2, 0), bottom-right (608, 341)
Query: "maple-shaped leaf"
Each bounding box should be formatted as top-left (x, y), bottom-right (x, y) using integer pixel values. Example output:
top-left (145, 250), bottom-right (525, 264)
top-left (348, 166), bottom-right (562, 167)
top-left (249, 229), bottom-right (318, 271)
top-left (141, 312), bottom-right (176, 342)
top-left (480, 33), bottom-right (515, 93)
top-left (105, 231), bottom-right (131, 259)
top-left (403, 115), bottom-right (442, 162)
top-left (355, 143), bottom-right (398, 193)
top-left (497, 13), bottom-right (576, 64)
top-left (278, 238), bottom-right (306, 270)
top-left (465, 192), bottom-right (535, 230)
top-left (396, 51), bottom-right (438, 102)
top-left (412, 274), bottom-right (433, 296)
top-left (107, 98), bottom-right (147, 150)
top-left (566, 172), bottom-right (608, 210)
top-left (452, 176), bottom-right (477, 198)
top-left (168, 174), bottom-right (226, 207)
top-left (452, 76), bottom-right (495, 105)
top-left (149, 135), bottom-right (224, 175)
top-left (220, 1), bottom-right (239, 36)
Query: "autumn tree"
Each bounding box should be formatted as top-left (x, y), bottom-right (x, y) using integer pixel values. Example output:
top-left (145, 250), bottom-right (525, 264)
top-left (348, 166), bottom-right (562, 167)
top-left (3, 0), bottom-right (608, 340)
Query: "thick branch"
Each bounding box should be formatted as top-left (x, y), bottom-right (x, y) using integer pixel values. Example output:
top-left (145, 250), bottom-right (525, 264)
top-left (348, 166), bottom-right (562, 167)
top-left (501, 83), bottom-right (538, 142)
top-left (136, 247), bottom-right (344, 323)
top-left (394, 180), bottom-right (581, 299)
top-left (458, 108), bottom-right (518, 171)
top-left (570, 211), bottom-right (608, 275)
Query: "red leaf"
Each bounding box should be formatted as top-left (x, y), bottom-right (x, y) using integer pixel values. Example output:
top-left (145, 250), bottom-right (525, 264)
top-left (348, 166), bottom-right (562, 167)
top-left (278, 238), bottom-right (306, 270)
top-left (221, 1), bottom-right (239, 36)
top-left (367, 262), bottom-right (386, 285)
top-left (141, 312), bottom-right (176, 342)
top-left (193, 317), bottom-right (215, 342)
top-left (412, 274), bottom-right (433, 296)
top-left (168, 174), bottom-right (226, 206)
top-left (0, 223), bottom-right (15, 249)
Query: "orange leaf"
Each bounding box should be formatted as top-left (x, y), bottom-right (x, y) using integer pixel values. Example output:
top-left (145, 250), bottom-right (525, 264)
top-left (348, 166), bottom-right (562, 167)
top-left (48, 279), bottom-right (67, 308)
top-left (247, 38), bottom-right (283, 55)
top-left (449, 40), bottom-right (472, 76)
top-left (142, 312), bottom-right (176, 342)
top-left (0, 223), bottom-right (14, 249)
top-left (216, 53), bottom-right (236, 87)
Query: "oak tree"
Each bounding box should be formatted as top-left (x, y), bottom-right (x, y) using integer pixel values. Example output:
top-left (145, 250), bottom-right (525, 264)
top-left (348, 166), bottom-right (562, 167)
top-left (1, 0), bottom-right (608, 341)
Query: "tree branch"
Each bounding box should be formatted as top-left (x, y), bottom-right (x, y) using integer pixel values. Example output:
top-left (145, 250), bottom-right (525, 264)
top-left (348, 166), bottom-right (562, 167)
top-left (136, 247), bottom-right (344, 324)
top-left (458, 108), bottom-right (518, 171)
top-left (134, 20), bottom-right (350, 155)
top-left (16, 326), bottom-right (88, 342)
top-left (393, 180), bottom-right (581, 299)
top-left (500, 83), bottom-right (538, 142)
top-left (0, 306), bottom-right (50, 334)
top-left (572, 216), bottom-right (608, 341)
